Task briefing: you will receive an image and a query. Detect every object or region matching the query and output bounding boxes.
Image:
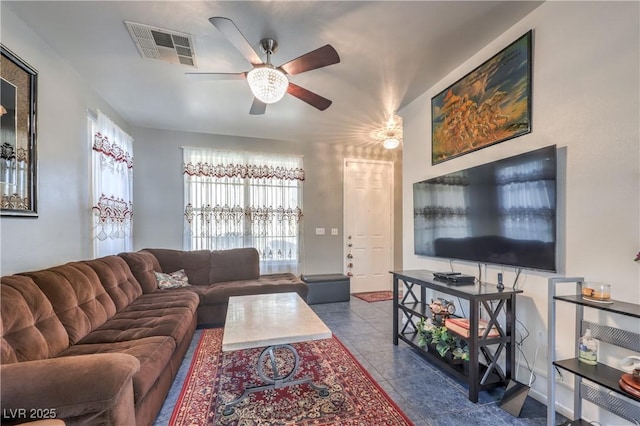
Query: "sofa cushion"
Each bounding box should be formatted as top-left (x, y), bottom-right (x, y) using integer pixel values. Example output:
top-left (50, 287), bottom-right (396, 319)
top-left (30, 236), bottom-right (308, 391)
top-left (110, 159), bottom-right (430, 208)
top-left (77, 291), bottom-right (198, 345)
top-left (1, 276), bottom-right (69, 364)
top-left (84, 256), bottom-right (143, 311)
top-left (20, 262), bottom-right (117, 345)
top-left (123, 290), bottom-right (201, 314)
top-left (210, 248), bottom-right (260, 283)
top-left (200, 273), bottom-right (308, 305)
top-left (142, 249), bottom-right (211, 285)
top-left (59, 336), bottom-right (175, 404)
top-left (118, 251), bottom-right (162, 294)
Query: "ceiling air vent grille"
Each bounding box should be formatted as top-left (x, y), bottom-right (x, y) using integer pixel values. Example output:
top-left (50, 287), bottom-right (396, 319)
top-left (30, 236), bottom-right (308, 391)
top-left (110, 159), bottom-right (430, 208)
top-left (125, 21), bottom-right (197, 67)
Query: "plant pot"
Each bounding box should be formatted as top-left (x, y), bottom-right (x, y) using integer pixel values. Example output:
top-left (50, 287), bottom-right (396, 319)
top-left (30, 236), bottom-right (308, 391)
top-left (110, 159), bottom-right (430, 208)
top-left (426, 343), bottom-right (464, 365)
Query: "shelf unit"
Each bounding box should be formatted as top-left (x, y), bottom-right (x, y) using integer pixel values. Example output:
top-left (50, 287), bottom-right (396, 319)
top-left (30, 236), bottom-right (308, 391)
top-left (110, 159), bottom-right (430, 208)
top-left (391, 270), bottom-right (522, 402)
top-left (547, 277), bottom-right (640, 425)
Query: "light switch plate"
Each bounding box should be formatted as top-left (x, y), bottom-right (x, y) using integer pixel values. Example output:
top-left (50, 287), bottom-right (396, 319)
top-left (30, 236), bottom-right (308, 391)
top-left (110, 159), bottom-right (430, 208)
top-left (331, 228), bottom-right (339, 235)
top-left (315, 228), bottom-right (325, 235)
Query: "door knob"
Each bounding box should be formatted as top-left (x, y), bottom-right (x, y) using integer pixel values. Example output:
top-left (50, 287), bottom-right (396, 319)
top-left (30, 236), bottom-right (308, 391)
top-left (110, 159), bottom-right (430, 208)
top-left (347, 253), bottom-right (353, 259)
top-left (347, 263), bottom-right (353, 268)
top-left (347, 243), bottom-right (353, 247)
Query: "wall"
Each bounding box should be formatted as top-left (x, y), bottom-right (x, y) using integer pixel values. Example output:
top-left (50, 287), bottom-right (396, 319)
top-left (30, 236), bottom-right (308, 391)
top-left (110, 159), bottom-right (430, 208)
top-left (0, 4), bottom-right (130, 275)
top-left (0, 2), bottom-right (402, 277)
top-left (130, 126), bottom-right (402, 275)
top-left (401, 2), bottom-right (639, 424)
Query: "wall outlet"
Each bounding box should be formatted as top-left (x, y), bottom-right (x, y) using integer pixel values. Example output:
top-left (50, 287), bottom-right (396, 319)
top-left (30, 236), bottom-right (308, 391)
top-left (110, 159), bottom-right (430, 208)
top-left (331, 228), bottom-right (339, 236)
top-left (315, 228), bottom-right (325, 235)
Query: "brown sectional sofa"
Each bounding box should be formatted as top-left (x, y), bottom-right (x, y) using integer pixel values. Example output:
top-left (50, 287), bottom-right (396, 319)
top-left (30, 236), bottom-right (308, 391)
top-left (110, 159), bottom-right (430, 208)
top-left (1, 248), bottom-right (308, 425)
top-left (125, 248), bottom-right (307, 326)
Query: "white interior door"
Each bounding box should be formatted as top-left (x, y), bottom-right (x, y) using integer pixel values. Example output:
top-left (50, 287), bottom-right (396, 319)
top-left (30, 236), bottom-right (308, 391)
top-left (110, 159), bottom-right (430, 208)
top-left (344, 159), bottom-right (393, 293)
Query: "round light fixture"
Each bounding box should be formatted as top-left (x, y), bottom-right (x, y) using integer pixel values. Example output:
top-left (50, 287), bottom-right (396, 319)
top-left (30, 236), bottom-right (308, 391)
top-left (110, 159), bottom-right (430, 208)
top-left (375, 113), bottom-right (402, 149)
top-left (247, 65), bottom-right (289, 104)
top-left (383, 137), bottom-right (400, 150)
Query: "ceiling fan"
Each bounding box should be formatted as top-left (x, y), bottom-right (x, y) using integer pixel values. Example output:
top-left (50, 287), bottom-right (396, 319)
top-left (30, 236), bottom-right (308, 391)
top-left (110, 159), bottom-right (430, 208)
top-left (186, 17), bottom-right (340, 115)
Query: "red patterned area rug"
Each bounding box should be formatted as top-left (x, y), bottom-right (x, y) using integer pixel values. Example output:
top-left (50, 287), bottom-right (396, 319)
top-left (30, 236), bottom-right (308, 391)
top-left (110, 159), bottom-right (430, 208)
top-left (352, 291), bottom-right (400, 303)
top-left (170, 328), bottom-right (413, 426)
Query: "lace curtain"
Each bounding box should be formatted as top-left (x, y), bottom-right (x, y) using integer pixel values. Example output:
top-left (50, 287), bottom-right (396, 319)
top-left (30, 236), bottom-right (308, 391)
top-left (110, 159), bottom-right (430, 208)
top-left (91, 111), bottom-right (134, 257)
top-left (496, 159), bottom-right (555, 242)
top-left (183, 148), bottom-right (304, 274)
top-left (413, 173), bottom-right (471, 255)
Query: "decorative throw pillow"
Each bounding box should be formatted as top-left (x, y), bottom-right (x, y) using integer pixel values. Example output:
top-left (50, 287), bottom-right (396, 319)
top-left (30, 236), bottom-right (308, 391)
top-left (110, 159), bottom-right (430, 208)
top-left (154, 269), bottom-right (191, 289)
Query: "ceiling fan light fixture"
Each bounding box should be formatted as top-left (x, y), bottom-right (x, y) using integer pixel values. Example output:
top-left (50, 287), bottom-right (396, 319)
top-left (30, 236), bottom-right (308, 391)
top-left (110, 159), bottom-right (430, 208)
top-left (246, 65), bottom-right (289, 104)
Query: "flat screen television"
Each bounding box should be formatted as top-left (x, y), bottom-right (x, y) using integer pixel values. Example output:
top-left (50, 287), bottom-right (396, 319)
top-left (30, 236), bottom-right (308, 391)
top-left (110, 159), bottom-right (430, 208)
top-left (413, 145), bottom-right (557, 272)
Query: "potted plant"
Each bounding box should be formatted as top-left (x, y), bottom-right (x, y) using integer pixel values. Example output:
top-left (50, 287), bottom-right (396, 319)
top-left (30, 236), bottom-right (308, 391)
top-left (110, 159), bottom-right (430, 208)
top-left (416, 317), bottom-right (469, 362)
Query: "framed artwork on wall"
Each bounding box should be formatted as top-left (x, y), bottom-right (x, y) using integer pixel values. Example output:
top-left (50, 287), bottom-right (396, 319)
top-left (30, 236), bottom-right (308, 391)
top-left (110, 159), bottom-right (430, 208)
top-left (1, 44), bottom-right (38, 216)
top-left (431, 30), bottom-right (532, 165)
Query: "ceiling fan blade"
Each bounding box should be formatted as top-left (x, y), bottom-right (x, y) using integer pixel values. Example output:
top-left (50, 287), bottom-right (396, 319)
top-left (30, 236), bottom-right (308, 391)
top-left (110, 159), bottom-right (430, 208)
top-left (185, 72), bottom-right (246, 81)
top-left (287, 83), bottom-right (332, 111)
top-left (280, 44), bottom-right (340, 75)
top-left (209, 17), bottom-right (263, 66)
top-left (249, 98), bottom-right (267, 115)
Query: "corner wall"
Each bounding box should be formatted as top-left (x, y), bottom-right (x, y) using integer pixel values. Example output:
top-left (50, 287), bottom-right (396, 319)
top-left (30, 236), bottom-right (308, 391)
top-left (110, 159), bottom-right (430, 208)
top-left (0, 4), bottom-right (130, 274)
top-left (130, 126), bottom-right (403, 275)
top-left (0, 2), bottom-right (403, 278)
top-left (401, 2), bottom-right (639, 423)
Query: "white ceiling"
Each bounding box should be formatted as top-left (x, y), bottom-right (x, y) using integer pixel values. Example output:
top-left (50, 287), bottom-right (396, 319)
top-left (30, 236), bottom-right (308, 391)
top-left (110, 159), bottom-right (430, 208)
top-left (5, 1), bottom-right (543, 146)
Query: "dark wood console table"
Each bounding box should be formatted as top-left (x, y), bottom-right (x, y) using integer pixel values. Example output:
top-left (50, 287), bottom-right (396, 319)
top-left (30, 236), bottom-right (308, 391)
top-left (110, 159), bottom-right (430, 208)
top-left (391, 270), bottom-right (522, 403)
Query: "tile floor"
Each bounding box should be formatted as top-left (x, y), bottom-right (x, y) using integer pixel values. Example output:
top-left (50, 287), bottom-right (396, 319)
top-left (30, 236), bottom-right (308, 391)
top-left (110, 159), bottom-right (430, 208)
top-left (311, 296), bottom-right (554, 426)
top-left (155, 296), bottom-right (557, 425)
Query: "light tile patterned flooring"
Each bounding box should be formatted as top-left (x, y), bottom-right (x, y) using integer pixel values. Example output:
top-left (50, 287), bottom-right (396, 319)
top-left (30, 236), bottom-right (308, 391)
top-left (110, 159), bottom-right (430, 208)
top-left (155, 296), bottom-right (555, 425)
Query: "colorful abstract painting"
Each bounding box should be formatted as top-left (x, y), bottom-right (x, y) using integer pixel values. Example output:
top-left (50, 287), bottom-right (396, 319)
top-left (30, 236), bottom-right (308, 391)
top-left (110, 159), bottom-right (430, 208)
top-left (431, 31), bottom-right (532, 164)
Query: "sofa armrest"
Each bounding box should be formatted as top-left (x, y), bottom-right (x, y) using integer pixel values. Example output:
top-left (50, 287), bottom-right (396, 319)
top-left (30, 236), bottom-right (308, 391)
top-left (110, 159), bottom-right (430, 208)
top-left (1, 353), bottom-right (140, 425)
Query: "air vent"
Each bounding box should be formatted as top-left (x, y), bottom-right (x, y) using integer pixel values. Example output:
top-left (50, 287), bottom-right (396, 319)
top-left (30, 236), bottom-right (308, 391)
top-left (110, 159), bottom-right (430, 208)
top-left (125, 21), bottom-right (197, 67)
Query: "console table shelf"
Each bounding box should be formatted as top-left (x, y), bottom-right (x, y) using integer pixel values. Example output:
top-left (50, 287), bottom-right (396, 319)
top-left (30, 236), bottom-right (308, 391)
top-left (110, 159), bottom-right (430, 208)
top-left (391, 270), bottom-right (522, 403)
top-left (398, 301), bottom-right (431, 318)
top-left (398, 330), bottom-right (505, 389)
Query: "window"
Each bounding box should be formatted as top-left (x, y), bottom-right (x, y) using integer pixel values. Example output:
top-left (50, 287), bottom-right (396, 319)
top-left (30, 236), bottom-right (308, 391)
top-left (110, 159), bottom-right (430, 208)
top-left (183, 148), bottom-right (304, 274)
top-left (90, 111), bottom-right (134, 257)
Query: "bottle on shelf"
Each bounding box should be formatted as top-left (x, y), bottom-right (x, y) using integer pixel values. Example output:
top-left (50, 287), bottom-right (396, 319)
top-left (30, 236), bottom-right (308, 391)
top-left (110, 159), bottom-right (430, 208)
top-left (578, 328), bottom-right (598, 365)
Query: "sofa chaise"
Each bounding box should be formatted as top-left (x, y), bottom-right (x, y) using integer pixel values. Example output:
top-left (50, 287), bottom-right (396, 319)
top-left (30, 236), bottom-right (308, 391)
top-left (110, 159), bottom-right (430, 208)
top-left (1, 248), bottom-right (308, 425)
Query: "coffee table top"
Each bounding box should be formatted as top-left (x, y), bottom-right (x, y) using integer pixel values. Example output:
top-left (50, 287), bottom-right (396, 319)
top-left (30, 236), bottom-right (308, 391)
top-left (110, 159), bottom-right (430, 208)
top-left (222, 292), bottom-right (332, 352)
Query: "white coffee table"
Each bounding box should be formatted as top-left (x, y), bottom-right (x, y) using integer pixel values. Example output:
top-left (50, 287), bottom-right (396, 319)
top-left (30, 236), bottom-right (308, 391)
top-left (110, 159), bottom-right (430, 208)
top-left (221, 292), bottom-right (332, 415)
